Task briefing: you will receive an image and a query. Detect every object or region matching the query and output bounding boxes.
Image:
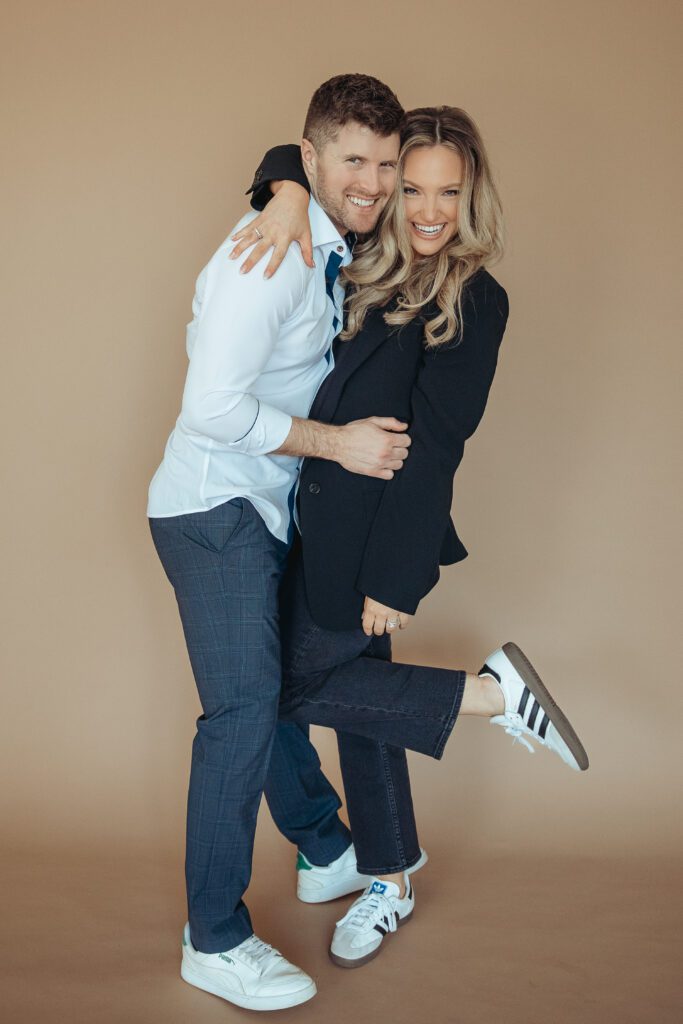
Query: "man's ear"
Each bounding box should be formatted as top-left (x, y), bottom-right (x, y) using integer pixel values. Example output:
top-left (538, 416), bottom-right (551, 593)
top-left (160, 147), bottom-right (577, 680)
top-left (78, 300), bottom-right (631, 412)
top-left (300, 138), bottom-right (317, 180)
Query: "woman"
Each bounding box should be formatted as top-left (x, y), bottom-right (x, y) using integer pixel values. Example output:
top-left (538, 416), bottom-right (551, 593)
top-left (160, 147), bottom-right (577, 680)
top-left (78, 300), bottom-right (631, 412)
top-left (232, 106), bottom-right (589, 969)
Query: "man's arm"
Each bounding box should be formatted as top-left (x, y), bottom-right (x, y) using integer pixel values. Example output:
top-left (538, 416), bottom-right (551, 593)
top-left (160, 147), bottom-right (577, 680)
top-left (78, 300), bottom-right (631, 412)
top-left (182, 229), bottom-right (411, 477)
top-left (181, 239), bottom-right (305, 454)
top-left (276, 415), bottom-right (411, 480)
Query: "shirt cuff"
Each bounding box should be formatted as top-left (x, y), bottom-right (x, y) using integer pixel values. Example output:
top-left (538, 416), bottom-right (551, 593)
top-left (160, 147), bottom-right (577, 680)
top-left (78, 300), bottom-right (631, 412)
top-left (227, 401), bottom-right (293, 456)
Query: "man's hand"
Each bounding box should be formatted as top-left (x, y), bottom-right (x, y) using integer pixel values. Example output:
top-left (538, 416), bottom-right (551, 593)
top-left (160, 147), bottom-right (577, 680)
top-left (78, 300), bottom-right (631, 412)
top-left (335, 417), bottom-right (411, 480)
top-left (362, 596), bottom-right (413, 637)
top-left (229, 181), bottom-right (313, 278)
top-left (274, 416), bottom-right (411, 479)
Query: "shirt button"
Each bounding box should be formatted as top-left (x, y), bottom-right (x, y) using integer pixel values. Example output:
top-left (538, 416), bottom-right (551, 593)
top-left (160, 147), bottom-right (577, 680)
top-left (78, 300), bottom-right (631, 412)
top-left (336, 245), bottom-right (344, 253)
top-left (308, 482), bottom-right (321, 495)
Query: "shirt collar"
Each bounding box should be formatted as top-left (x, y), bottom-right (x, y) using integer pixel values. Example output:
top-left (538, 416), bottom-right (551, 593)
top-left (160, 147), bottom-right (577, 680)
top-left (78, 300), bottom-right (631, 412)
top-left (309, 197), bottom-right (351, 258)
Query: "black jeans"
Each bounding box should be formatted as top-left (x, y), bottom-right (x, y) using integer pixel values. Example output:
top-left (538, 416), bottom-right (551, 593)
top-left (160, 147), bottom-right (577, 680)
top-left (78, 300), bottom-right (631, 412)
top-left (278, 545), bottom-right (466, 875)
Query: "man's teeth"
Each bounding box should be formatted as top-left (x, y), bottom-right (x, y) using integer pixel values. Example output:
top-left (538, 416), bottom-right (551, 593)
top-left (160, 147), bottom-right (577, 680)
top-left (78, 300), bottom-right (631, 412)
top-left (347, 196), bottom-right (377, 208)
top-left (414, 223), bottom-right (446, 235)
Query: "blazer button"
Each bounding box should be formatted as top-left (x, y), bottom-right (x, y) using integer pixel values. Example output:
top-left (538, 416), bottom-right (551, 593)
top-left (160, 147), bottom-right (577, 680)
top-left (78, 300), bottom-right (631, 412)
top-left (308, 482), bottom-right (321, 495)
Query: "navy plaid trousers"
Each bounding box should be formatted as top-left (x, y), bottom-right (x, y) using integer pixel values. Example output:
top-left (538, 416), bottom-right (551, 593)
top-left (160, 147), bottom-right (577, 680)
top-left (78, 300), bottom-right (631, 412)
top-left (150, 498), bottom-right (348, 952)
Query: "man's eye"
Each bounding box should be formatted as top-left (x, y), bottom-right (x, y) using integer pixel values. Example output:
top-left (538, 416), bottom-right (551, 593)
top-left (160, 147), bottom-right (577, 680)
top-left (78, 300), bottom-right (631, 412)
top-left (347, 158), bottom-right (362, 165)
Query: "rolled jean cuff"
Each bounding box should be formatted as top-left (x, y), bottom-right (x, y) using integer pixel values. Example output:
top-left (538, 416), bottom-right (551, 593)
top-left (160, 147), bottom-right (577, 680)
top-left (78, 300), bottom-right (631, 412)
top-left (356, 846), bottom-right (423, 876)
top-left (432, 669), bottom-right (467, 759)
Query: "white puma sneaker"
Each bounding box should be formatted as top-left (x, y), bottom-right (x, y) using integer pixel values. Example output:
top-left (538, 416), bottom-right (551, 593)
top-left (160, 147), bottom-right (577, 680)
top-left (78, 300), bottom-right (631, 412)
top-left (297, 843), bottom-right (428, 904)
top-left (479, 641), bottom-right (589, 771)
top-left (180, 923), bottom-right (316, 1011)
top-left (329, 876), bottom-right (414, 968)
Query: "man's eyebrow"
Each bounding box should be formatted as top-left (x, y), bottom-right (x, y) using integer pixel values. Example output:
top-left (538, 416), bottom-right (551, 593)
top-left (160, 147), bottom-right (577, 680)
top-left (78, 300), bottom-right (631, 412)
top-left (341, 154), bottom-right (397, 164)
top-left (403, 178), bottom-right (463, 188)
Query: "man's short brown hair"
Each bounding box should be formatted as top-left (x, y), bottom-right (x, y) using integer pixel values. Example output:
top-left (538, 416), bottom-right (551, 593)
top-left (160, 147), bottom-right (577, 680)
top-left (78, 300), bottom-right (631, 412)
top-left (303, 74), bottom-right (404, 151)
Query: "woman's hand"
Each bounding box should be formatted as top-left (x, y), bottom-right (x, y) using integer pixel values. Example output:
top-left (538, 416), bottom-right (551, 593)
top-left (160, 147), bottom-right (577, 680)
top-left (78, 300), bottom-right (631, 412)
top-left (229, 181), bottom-right (314, 278)
top-left (362, 596), bottom-right (413, 637)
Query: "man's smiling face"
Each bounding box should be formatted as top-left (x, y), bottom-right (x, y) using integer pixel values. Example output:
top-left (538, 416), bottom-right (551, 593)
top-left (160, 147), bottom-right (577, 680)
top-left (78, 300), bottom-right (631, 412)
top-left (302, 121), bottom-right (400, 235)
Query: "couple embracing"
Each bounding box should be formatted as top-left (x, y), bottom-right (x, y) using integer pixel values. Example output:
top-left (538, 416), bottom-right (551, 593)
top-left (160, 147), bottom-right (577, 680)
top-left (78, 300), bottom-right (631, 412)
top-left (148, 73), bottom-right (588, 1012)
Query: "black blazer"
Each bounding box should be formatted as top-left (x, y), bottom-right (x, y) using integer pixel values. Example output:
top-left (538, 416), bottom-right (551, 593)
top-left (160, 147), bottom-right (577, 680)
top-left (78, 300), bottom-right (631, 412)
top-left (248, 148), bottom-right (510, 630)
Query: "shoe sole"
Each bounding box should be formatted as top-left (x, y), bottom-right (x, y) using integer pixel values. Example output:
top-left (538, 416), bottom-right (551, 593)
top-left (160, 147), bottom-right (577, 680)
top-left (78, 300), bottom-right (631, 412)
top-left (298, 848), bottom-right (428, 905)
top-left (503, 641), bottom-right (589, 771)
top-left (181, 961), bottom-right (317, 1011)
top-left (329, 909), bottom-right (413, 969)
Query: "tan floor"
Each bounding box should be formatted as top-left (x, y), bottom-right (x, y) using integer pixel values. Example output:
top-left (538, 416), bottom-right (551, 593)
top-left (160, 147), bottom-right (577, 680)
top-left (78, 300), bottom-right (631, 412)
top-left (3, 844), bottom-right (681, 1024)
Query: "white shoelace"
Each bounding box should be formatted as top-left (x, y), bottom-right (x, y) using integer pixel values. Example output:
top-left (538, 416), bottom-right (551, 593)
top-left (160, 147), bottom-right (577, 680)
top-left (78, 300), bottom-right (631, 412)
top-left (489, 711), bottom-right (537, 754)
top-left (336, 891), bottom-right (398, 933)
top-left (234, 935), bottom-right (283, 972)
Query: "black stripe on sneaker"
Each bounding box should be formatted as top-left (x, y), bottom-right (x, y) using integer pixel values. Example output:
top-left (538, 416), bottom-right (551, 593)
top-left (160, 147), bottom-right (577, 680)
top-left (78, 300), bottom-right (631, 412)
top-left (518, 686), bottom-right (531, 717)
top-left (538, 713), bottom-right (550, 739)
top-left (527, 700), bottom-right (541, 730)
top-left (479, 662), bottom-right (501, 683)
top-left (374, 924), bottom-right (387, 935)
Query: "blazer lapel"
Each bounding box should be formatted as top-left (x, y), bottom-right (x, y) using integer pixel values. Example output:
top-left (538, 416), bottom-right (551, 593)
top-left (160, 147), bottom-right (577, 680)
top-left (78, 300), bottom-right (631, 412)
top-left (310, 308), bottom-right (392, 423)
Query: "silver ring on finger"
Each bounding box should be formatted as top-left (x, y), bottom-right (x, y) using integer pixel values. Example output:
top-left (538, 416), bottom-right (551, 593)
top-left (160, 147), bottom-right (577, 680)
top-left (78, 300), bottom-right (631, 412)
top-left (254, 227), bottom-right (263, 240)
top-left (387, 618), bottom-right (399, 629)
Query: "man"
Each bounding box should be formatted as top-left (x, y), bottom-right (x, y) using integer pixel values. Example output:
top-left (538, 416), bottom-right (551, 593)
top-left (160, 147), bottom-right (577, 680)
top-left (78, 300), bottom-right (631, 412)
top-left (148, 74), bottom-right (405, 1011)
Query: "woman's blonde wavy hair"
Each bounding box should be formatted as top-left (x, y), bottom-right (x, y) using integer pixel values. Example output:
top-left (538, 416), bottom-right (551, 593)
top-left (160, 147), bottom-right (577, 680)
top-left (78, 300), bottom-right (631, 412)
top-left (341, 106), bottom-right (505, 348)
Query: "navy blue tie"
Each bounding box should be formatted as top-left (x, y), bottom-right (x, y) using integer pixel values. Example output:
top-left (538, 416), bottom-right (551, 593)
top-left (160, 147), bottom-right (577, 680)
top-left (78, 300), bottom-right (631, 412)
top-left (325, 250), bottom-right (344, 334)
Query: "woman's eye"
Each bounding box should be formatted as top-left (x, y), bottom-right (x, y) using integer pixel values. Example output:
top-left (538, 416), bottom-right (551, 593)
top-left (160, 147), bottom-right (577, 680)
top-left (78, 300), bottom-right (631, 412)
top-left (444, 190), bottom-right (460, 197)
top-left (403, 187), bottom-right (417, 195)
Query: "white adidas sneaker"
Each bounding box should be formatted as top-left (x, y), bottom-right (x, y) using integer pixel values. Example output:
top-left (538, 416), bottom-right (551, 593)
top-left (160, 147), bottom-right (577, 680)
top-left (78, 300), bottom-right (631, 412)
top-left (480, 642), bottom-right (589, 771)
top-left (180, 923), bottom-right (316, 1011)
top-left (329, 876), bottom-right (414, 968)
top-left (297, 843), bottom-right (428, 904)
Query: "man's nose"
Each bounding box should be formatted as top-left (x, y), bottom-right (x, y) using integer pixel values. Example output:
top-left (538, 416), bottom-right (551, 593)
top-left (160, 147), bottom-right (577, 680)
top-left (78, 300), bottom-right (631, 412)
top-left (358, 165), bottom-right (381, 196)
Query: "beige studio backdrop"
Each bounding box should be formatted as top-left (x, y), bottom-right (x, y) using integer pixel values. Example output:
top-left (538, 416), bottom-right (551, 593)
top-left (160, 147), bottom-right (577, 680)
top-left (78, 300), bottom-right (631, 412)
top-left (1, 1), bottom-right (682, 1021)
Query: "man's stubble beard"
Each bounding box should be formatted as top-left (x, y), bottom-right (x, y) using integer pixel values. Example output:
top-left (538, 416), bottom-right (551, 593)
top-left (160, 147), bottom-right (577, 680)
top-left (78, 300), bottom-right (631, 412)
top-left (312, 169), bottom-right (383, 238)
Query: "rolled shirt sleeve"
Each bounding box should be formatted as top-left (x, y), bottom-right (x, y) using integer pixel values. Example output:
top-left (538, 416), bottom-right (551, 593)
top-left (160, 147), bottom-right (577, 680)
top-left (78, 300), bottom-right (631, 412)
top-left (180, 233), bottom-right (306, 456)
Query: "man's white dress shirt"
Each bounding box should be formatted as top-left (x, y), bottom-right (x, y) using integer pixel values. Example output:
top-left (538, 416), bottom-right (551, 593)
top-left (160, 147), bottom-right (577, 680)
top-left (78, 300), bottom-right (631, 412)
top-left (147, 198), bottom-right (351, 543)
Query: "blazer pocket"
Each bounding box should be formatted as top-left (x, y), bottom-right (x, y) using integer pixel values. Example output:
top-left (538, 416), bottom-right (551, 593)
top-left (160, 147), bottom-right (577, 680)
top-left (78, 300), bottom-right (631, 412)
top-left (181, 499), bottom-right (245, 555)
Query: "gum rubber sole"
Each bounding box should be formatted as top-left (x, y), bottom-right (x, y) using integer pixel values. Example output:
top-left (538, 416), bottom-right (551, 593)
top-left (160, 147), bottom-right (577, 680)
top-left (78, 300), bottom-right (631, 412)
top-left (329, 908), bottom-right (413, 969)
top-left (180, 962), bottom-right (317, 1011)
top-left (502, 641), bottom-right (590, 771)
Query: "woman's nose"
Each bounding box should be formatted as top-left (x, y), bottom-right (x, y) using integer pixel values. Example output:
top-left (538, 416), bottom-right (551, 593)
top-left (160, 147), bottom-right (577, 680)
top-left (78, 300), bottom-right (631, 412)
top-left (422, 198), bottom-right (439, 222)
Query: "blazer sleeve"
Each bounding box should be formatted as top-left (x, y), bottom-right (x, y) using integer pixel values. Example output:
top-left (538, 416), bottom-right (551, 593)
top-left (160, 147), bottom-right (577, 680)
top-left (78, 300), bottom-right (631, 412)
top-left (245, 144), bottom-right (311, 211)
top-left (355, 277), bottom-right (510, 614)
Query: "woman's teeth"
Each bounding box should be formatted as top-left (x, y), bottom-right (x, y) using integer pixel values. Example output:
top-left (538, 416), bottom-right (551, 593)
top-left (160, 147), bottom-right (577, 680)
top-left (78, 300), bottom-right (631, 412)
top-left (347, 195), bottom-right (377, 208)
top-left (413, 223), bottom-right (446, 236)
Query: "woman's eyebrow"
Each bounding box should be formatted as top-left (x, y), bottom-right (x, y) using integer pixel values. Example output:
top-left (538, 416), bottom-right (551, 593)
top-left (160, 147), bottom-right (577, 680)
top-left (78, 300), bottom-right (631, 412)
top-left (403, 178), bottom-right (463, 188)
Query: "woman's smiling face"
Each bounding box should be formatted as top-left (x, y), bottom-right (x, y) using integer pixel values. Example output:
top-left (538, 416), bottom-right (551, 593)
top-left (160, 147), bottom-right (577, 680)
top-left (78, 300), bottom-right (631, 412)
top-left (401, 145), bottom-right (464, 255)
